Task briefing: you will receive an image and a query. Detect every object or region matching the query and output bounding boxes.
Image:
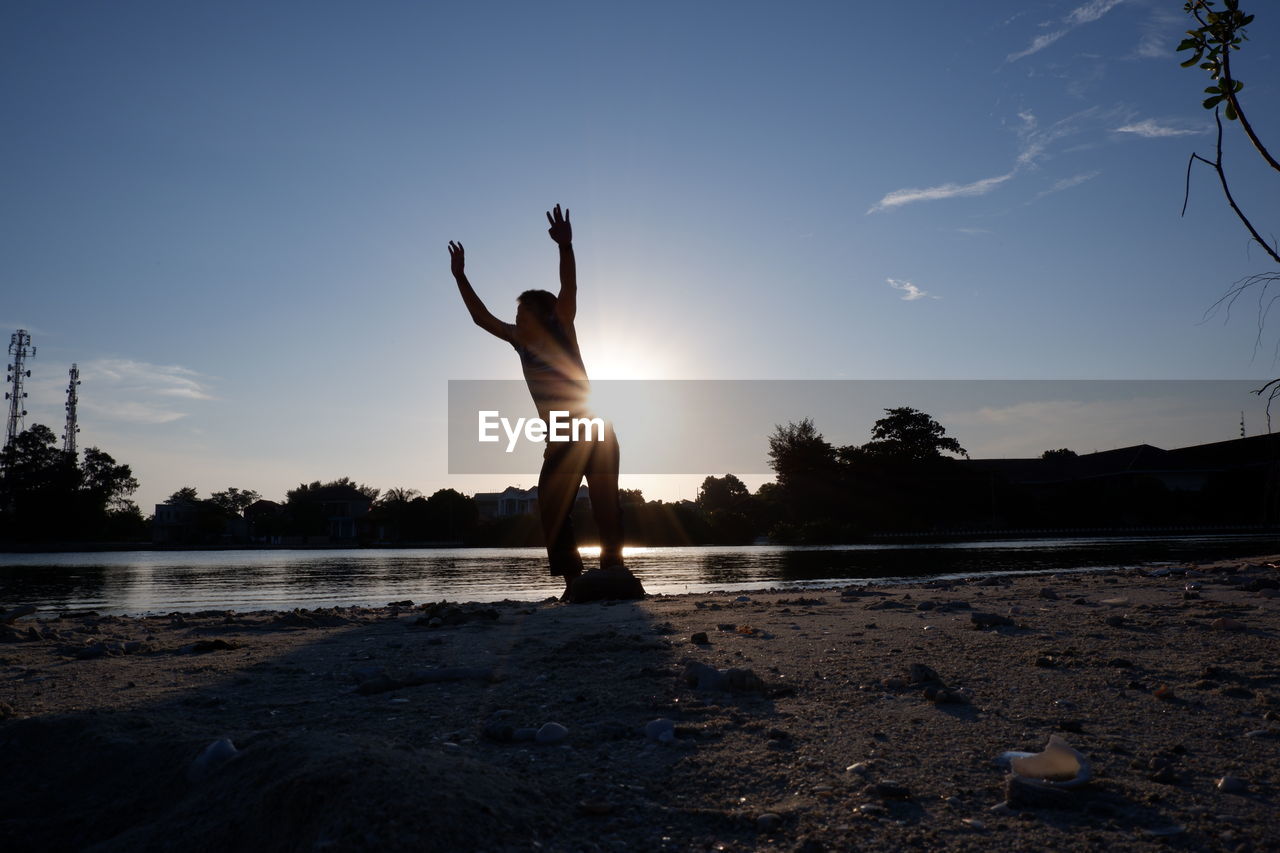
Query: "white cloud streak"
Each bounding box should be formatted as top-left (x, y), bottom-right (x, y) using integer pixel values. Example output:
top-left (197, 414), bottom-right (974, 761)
top-left (1034, 169), bottom-right (1102, 199)
top-left (1007, 0), bottom-right (1128, 62)
top-left (69, 358), bottom-right (217, 425)
top-left (868, 172), bottom-right (1015, 213)
top-left (888, 278), bottom-right (938, 301)
top-left (1113, 119), bottom-right (1204, 138)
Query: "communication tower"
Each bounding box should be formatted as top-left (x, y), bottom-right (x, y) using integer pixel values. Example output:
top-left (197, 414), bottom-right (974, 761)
top-left (63, 363), bottom-right (81, 456)
top-left (5, 329), bottom-right (35, 450)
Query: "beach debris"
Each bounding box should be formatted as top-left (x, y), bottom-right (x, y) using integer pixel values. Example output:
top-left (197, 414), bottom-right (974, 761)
top-left (970, 612), bottom-right (1013, 629)
top-left (1211, 617), bottom-right (1245, 632)
top-left (846, 761), bottom-right (872, 775)
top-left (188, 737), bottom-right (238, 783)
top-left (1216, 775), bottom-right (1248, 794)
top-left (1100, 597), bottom-right (1129, 607)
top-left (1153, 684), bottom-right (1176, 701)
top-left (535, 722), bottom-right (569, 745)
top-left (999, 734), bottom-right (1092, 788)
top-left (961, 818), bottom-right (987, 831)
top-left (644, 718), bottom-right (677, 743)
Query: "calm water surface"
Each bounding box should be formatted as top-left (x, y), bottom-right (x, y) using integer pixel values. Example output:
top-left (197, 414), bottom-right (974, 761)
top-left (0, 535), bottom-right (1276, 615)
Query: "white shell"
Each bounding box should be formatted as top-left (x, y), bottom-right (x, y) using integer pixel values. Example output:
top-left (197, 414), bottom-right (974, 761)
top-left (997, 734), bottom-right (1092, 787)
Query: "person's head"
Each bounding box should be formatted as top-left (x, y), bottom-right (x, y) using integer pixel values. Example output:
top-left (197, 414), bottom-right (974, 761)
top-left (516, 289), bottom-right (557, 334)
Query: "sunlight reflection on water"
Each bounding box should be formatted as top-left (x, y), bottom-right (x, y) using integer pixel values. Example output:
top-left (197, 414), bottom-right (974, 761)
top-left (0, 535), bottom-right (1274, 615)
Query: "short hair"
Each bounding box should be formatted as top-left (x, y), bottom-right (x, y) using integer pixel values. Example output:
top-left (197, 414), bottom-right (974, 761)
top-left (518, 289), bottom-right (557, 318)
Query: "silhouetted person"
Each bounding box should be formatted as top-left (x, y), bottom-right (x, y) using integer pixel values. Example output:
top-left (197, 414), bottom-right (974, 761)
top-left (449, 205), bottom-right (644, 602)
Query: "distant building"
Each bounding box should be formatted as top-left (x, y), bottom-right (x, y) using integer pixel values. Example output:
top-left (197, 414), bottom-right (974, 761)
top-left (300, 483), bottom-right (375, 541)
top-left (152, 499), bottom-right (248, 545)
top-left (474, 485), bottom-right (590, 520)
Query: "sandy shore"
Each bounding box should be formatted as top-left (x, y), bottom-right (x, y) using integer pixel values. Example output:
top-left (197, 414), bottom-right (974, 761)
top-left (2, 556), bottom-right (1279, 852)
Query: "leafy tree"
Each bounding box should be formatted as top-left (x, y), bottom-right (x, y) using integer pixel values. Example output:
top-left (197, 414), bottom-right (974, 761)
top-left (209, 487), bottom-right (261, 517)
top-left (80, 447), bottom-right (139, 513)
top-left (696, 474), bottom-right (750, 513)
top-left (0, 425), bottom-right (140, 541)
top-left (380, 487), bottom-right (422, 505)
top-left (1041, 448), bottom-right (1078, 460)
top-left (861, 407), bottom-right (967, 461)
top-left (168, 486), bottom-right (200, 503)
top-left (1177, 3), bottom-right (1280, 410)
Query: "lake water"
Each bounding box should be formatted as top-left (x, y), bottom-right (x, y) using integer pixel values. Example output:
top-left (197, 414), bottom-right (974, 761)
top-left (1, 534), bottom-right (1276, 615)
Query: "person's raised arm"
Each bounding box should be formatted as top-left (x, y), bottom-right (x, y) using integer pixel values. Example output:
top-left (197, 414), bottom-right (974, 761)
top-left (449, 241), bottom-right (514, 342)
top-left (546, 204), bottom-right (576, 325)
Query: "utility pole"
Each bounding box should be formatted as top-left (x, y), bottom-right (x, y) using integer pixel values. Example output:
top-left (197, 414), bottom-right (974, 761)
top-left (63, 363), bottom-right (81, 457)
top-left (5, 329), bottom-right (35, 451)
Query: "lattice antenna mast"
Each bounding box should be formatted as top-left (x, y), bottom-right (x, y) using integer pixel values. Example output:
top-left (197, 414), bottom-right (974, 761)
top-left (5, 329), bottom-right (36, 450)
top-left (63, 363), bottom-right (81, 457)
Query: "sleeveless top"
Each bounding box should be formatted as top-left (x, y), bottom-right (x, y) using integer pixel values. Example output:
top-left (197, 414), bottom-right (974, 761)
top-left (512, 318), bottom-right (591, 423)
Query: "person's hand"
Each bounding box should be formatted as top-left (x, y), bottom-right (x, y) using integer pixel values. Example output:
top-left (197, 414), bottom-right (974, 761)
top-left (448, 240), bottom-right (465, 276)
top-left (546, 204), bottom-right (572, 245)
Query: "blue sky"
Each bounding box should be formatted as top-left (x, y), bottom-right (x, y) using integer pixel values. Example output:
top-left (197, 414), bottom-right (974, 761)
top-left (2, 0), bottom-right (1278, 511)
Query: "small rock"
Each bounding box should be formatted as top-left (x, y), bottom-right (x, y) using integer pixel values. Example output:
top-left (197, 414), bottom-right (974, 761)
top-left (756, 812), bottom-right (783, 832)
top-left (1104, 614), bottom-right (1126, 628)
top-left (690, 632), bottom-right (709, 645)
top-left (536, 722), bottom-right (569, 744)
top-left (188, 738), bottom-right (238, 782)
top-left (962, 818), bottom-right (987, 830)
top-left (846, 761), bottom-right (872, 775)
top-left (1106, 658), bottom-right (1133, 668)
top-left (1038, 588), bottom-right (1058, 601)
top-left (1211, 617), bottom-right (1245, 632)
top-left (908, 663), bottom-right (941, 684)
top-left (1216, 775), bottom-right (1247, 794)
top-left (971, 612), bottom-right (1013, 629)
top-left (1154, 684), bottom-right (1176, 701)
top-left (512, 727), bottom-right (538, 742)
top-left (644, 718), bottom-right (676, 742)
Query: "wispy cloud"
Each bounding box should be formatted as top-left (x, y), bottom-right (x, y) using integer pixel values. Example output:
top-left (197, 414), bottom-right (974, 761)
top-left (84, 359), bottom-right (215, 401)
top-left (868, 172), bottom-right (1015, 214)
top-left (1033, 169), bottom-right (1102, 199)
top-left (956, 227), bottom-right (994, 236)
top-left (870, 106), bottom-right (1119, 213)
top-left (68, 358), bottom-right (217, 424)
top-left (888, 278), bottom-right (939, 301)
top-left (1008, 0), bottom-right (1129, 62)
top-left (1113, 119), bottom-right (1204, 138)
top-left (1134, 5), bottom-right (1185, 59)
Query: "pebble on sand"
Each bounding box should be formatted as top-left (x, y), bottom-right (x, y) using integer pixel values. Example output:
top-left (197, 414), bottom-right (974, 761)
top-left (536, 722), bottom-right (569, 744)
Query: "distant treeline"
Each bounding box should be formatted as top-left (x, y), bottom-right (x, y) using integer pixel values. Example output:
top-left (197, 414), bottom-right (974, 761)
top-left (4, 405), bottom-right (1277, 547)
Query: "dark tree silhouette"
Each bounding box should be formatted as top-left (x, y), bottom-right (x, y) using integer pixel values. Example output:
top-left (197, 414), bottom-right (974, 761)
top-left (861, 407), bottom-right (968, 461)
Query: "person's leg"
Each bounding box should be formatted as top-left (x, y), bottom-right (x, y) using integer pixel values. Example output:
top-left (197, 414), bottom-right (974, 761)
top-left (584, 423), bottom-right (624, 568)
top-left (538, 441), bottom-right (588, 595)
top-left (570, 424), bottom-right (644, 602)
